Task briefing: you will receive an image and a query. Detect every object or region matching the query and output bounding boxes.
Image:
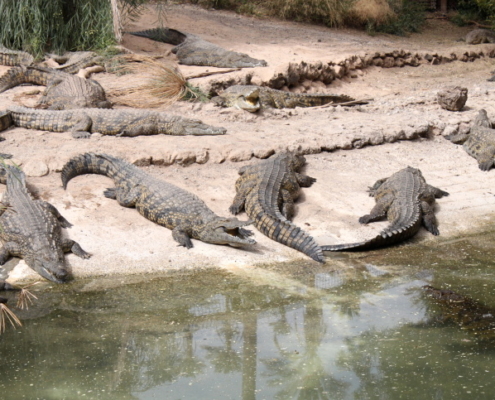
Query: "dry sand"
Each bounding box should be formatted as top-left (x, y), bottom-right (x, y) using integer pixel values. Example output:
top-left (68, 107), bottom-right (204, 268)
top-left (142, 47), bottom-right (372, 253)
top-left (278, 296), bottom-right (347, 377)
top-left (3, 4), bottom-right (495, 284)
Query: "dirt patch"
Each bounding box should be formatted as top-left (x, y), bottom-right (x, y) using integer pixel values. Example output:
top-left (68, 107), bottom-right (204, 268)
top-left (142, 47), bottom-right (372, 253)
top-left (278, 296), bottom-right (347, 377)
top-left (2, 4), bottom-right (495, 284)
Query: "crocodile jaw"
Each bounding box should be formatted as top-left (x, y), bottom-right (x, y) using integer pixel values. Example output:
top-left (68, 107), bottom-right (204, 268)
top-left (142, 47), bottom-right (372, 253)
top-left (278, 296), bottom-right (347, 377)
top-left (28, 257), bottom-right (69, 283)
top-left (199, 218), bottom-right (257, 247)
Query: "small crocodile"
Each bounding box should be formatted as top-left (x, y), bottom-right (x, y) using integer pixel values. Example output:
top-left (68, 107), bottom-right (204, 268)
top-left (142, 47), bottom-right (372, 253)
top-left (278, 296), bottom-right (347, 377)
top-left (131, 28), bottom-right (267, 68)
top-left (0, 46), bottom-right (34, 66)
top-left (229, 152), bottom-right (324, 262)
top-left (423, 285), bottom-right (495, 340)
top-left (45, 51), bottom-right (103, 74)
top-left (321, 167), bottom-right (449, 252)
top-left (211, 85), bottom-right (364, 112)
top-left (445, 109), bottom-right (495, 171)
top-left (61, 153), bottom-right (256, 249)
top-left (465, 28), bottom-right (495, 44)
top-left (0, 65), bottom-right (111, 109)
top-left (2, 105), bottom-right (226, 138)
top-left (0, 165), bottom-right (90, 283)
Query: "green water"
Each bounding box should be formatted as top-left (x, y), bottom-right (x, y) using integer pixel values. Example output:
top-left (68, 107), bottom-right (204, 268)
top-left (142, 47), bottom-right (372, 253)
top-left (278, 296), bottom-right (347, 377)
top-left (2, 232), bottom-right (495, 399)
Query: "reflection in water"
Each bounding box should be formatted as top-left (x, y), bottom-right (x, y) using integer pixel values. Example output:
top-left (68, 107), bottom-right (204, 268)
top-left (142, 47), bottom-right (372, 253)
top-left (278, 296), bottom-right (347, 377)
top-left (2, 234), bottom-right (495, 399)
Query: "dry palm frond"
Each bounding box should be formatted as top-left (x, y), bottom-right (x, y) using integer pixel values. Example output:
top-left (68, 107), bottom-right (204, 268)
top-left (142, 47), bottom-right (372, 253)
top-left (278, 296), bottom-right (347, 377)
top-left (107, 56), bottom-right (197, 108)
top-left (16, 283), bottom-right (39, 310)
top-left (0, 303), bottom-right (22, 333)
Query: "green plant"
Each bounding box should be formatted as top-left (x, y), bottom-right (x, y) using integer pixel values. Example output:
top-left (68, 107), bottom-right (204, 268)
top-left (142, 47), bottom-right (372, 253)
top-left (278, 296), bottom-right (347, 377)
top-left (367, 0), bottom-right (426, 36)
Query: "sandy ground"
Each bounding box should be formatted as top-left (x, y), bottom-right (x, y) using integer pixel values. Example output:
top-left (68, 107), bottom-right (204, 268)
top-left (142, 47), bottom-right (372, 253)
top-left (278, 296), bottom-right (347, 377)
top-left (3, 4), bottom-right (495, 284)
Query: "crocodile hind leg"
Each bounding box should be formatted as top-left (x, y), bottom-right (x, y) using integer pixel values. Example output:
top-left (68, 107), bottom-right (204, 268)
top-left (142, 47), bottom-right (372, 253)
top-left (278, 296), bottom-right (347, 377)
top-left (420, 201), bottom-right (440, 235)
top-left (359, 193), bottom-right (394, 224)
top-left (476, 147), bottom-right (495, 171)
top-left (280, 189), bottom-right (295, 219)
top-left (39, 201), bottom-right (73, 228)
top-left (0, 242), bottom-right (21, 264)
top-left (70, 113), bottom-right (92, 139)
top-left (172, 226), bottom-right (194, 248)
top-left (61, 239), bottom-right (91, 259)
top-left (295, 173), bottom-right (316, 187)
top-left (424, 185), bottom-right (449, 199)
top-left (103, 187), bottom-right (140, 207)
top-left (230, 191), bottom-right (248, 215)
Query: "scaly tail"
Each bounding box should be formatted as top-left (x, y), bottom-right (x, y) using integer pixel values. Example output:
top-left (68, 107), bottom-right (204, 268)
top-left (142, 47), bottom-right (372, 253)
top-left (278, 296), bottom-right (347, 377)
top-left (61, 153), bottom-right (119, 189)
top-left (256, 213), bottom-right (324, 262)
top-left (129, 28), bottom-right (187, 45)
top-left (0, 66), bottom-right (52, 93)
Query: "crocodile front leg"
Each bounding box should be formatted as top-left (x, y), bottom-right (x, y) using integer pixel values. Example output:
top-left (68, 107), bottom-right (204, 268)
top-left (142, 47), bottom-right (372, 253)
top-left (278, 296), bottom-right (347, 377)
top-left (0, 242), bottom-right (21, 264)
top-left (61, 239), bottom-right (91, 259)
top-left (230, 192), bottom-right (247, 215)
top-left (295, 173), bottom-right (316, 187)
top-left (172, 226), bottom-right (194, 248)
top-left (420, 201), bottom-right (440, 235)
top-left (476, 146), bottom-right (495, 171)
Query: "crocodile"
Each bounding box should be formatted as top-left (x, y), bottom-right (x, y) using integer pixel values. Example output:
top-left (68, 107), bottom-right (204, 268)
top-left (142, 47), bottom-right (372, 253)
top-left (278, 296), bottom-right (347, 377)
top-left (321, 167), bottom-right (449, 252)
top-left (2, 105), bottom-right (226, 138)
top-left (211, 85), bottom-right (365, 112)
top-left (0, 65), bottom-right (111, 109)
top-left (131, 28), bottom-right (267, 68)
top-left (229, 152), bottom-right (324, 262)
top-left (445, 109), bottom-right (495, 171)
top-left (465, 28), bottom-right (495, 44)
top-left (0, 165), bottom-right (90, 283)
top-left (422, 285), bottom-right (495, 340)
top-left (0, 46), bottom-right (34, 66)
top-left (45, 51), bottom-right (103, 74)
top-left (61, 153), bottom-right (256, 249)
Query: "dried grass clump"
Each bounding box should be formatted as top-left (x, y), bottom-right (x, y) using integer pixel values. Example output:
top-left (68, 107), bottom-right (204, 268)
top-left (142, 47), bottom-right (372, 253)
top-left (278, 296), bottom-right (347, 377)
top-left (107, 56), bottom-right (198, 108)
top-left (266, 0), bottom-right (348, 27)
top-left (345, 0), bottom-right (396, 27)
top-left (0, 302), bottom-right (22, 334)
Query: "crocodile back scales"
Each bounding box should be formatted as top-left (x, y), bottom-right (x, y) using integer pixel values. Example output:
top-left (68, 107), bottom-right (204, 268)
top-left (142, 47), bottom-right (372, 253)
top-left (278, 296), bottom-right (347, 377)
top-left (239, 154), bottom-right (324, 262)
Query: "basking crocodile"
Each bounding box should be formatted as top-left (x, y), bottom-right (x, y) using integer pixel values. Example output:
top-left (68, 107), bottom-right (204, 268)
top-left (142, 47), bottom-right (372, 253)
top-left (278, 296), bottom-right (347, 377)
top-left (445, 109), bottom-right (495, 171)
top-left (321, 167), bottom-right (449, 252)
top-left (423, 285), bottom-right (495, 340)
top-left (465, 28), bottom-right (495, 44)
top-left (45, 51), bottom-right (102, 74)
top-left (0, 46), bottom-right (34, 67)
top-left (131, 28), bottom-right (267, 68)
top-left (0, 165), bottom-right (90, 283)
top-left (229, 152), bottom-right (324, 262)
top-left (211, 85), bottom-right (364, 112)
top-left (61, 153), bottom-right (256, 249)
top-left (0, 65), bottom-right (111, 109)
top-left (2, 105), bottom-right (226, 138)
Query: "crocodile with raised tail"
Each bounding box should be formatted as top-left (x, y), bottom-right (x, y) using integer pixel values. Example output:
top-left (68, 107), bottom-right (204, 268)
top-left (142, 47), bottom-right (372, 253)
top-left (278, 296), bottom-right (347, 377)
top-left (61, 153), bottom-right (256, 249)
top-left (229, 152), bottom-right (324, 262)
top-left (0, 165), bottom-right (90, 283)
top-left (131, 28), bottom-right (267, 68)
top-left (212, 85), bottom-right (365, 112)
top-left (321, 167), bottom-right (449, 252)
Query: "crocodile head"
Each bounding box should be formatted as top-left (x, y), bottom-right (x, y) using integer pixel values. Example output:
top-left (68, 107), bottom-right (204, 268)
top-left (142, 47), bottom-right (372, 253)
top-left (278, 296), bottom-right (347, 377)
top-left (211, 86), bottom-right (261, 112)
top-left (197, 218), bottom-right (256, 247)
top-left (25, 253), bottom-right (69, 284)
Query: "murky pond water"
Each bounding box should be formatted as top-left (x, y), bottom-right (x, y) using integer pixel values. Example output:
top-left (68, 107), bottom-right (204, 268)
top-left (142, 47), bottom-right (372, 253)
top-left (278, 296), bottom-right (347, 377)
top-left (2, 231), bottom-right (495, 400)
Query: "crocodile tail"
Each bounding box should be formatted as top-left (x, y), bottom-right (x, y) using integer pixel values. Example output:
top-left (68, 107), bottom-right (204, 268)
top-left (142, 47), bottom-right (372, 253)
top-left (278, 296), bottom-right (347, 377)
top-left (61, 153), bottom-right (119, 189)
top-left (0, 65), bottom-right (51, 93)
top-left (256, 213), bottom-right (324, 262)
top-left (129, 28), bottom-right (187, 45)
top-left (321, 221), bottom-right (421, 252)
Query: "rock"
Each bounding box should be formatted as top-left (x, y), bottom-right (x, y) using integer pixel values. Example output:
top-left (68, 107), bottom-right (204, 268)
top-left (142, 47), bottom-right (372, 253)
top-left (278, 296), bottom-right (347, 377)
top-left (23, 160), bottom-right (49, 177)
top-left (437, 86), bottom-right (468, 111)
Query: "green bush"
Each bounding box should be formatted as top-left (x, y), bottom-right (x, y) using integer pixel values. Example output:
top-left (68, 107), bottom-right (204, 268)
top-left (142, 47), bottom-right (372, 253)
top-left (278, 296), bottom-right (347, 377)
top-left (366, 0), bottom-right (426, 36)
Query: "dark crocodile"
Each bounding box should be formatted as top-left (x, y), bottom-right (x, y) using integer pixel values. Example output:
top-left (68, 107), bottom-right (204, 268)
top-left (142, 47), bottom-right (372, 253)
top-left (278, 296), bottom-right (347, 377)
top-left (211, 85), bottom-right (366, 112)
top-left (321, 167), bottom-right (449, 252)
top-left (445, 109), bottom-right (495, 171)
top-left (61, 153), bottom-right (256, 249)
top-left (0, 46), bottom-right (34, 66)
top-left (2, 105), bottom-right (226, 138)
top-left (0, 165), bottom-right (90, 283)
top-left (131, 28), bottom-right (267, 68)
top-left (423, 285), bottom-right (495, 340)
top-left (229, 152), bottom-right (324, 262)
top-left (0, 65), bottom-right (111, 109)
